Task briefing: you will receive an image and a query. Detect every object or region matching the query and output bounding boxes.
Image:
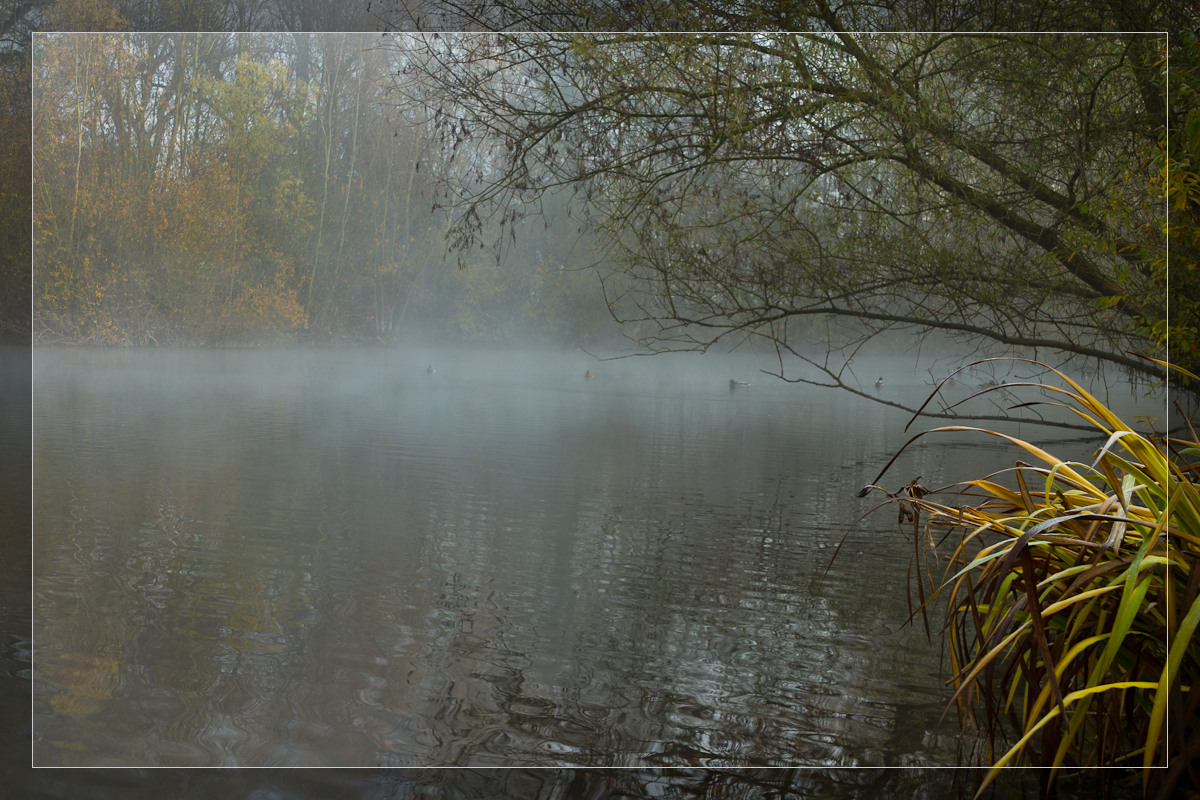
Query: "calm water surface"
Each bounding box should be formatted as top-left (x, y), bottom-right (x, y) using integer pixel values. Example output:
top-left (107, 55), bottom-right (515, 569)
top-left (32, 346), bottom-right (1139, 773)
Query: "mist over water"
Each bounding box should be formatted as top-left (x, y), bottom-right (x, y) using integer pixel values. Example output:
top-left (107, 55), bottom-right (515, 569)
top-left (30, 345), bottom-right (1163, 776)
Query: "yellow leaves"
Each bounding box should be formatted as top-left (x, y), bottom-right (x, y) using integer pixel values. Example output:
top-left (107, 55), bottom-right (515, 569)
top-left (31, 33), bottom-right (436, 344)
top-left (46, 0), bottom-right (128, 31)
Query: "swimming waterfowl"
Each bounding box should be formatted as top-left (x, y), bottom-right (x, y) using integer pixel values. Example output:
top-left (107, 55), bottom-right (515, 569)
top-left (874, 376), bottom-right (884, 389)
top-left (729, 379), bottom-right (750, 389)
top-left (426, 365), bottom-right (436, 375)
top-left (585, 370), bottom-right (594, 380)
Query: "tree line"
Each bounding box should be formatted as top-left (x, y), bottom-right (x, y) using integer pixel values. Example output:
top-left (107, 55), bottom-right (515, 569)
top-left (30, 30), bottom-right (614, 346)
top-left (4, 1), bottom-right (1196, 391)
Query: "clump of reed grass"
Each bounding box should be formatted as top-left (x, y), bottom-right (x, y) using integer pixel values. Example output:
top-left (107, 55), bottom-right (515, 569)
top-left (858, 358), bottom-right (1199, 799)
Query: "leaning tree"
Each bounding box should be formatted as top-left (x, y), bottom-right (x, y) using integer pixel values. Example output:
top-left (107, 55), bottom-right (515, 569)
top-left (384, 3), bottom-right (1195, 421)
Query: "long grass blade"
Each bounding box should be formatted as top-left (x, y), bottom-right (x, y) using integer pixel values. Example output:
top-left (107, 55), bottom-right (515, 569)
top-left (855, 358), bottom-right (1195, 797)
top-left (1143, 591), bottom-right (1200, 780)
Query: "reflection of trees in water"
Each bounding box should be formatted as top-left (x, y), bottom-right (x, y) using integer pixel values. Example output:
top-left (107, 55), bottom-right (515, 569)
top-left (34, 349), bottom-right (979, 770)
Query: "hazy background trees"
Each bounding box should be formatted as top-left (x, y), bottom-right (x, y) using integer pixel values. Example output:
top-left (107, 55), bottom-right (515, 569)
top-left (30, 30), bottom-right (614, 346)
top-left (7, 2), bottom-right (609, 347)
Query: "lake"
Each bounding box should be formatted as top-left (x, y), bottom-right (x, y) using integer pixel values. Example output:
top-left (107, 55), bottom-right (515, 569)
top-left (30, 345), bottom-right (1155, 781)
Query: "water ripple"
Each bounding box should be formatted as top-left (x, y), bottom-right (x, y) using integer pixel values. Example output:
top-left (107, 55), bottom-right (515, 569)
top-left (33, 347), bottom-right (996, 769)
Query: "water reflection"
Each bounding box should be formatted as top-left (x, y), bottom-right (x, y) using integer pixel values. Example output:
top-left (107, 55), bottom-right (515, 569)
top-left (34, 347), bottom-right (1038, 770)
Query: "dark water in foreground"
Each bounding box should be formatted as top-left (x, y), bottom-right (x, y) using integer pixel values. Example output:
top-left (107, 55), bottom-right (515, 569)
top-left (25, 346), bottom-right (1160, 794)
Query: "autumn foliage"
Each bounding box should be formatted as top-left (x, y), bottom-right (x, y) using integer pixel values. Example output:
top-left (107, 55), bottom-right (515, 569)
top-left (34, 35), bottom-right (306, 344)
top-left (30, 32), bottom-right (612, 347)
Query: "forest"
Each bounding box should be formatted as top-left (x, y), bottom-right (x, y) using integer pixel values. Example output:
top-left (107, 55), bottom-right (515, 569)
top-left (3, 1), bottom-right (1193, 393)
top-left (30, 31), bottom-right (617, 347)
top-left (16, 15), bottom-right (1194, 403)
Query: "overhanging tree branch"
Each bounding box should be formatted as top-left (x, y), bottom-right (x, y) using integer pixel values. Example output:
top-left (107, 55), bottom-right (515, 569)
top-left (392, 26), bottom-right (1177, 402)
